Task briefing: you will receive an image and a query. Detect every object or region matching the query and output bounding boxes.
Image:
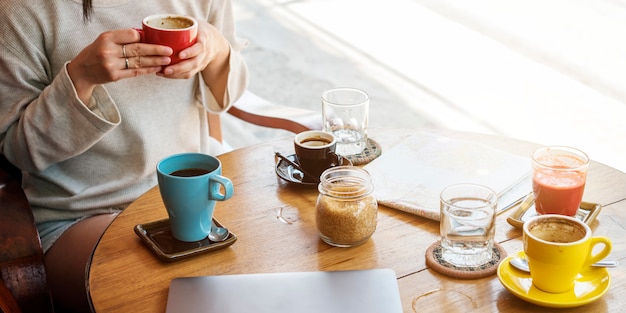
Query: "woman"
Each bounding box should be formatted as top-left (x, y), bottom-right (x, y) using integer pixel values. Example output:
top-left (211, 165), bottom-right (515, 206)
top-left (0, 1), bottom-right (248, 311)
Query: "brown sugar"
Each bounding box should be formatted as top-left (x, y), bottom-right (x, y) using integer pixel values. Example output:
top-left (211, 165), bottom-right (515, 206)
top-left (316, 181), bottom-right (377, 247)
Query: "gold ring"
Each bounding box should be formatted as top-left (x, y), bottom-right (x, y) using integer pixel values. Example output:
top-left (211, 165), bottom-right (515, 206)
top-left (124, 58), bottom-right (129, 69)
top-left (122, 44), bottom-right (127, 58)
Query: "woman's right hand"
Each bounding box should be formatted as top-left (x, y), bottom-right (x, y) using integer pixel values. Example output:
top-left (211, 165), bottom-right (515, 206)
top-left (66, 29), bottom-right (173, 104)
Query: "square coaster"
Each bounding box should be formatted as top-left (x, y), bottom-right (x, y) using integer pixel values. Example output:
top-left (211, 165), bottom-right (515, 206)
top-left (134, 218), bottom-right (236, 262)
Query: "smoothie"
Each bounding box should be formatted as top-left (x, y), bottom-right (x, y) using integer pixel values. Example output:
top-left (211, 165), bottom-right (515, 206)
top-left (532, 169), bottom-right (586, 216)
top-left (531, 146), bottom-right (589, 217)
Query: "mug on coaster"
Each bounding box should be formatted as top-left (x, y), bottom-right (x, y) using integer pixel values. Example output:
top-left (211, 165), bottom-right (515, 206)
top-left (523, 215), bottom-right (612, 293)
top-left (157, 153), bottom-right (233, 242)
top-left (137, 14), bottom-right (198, 65)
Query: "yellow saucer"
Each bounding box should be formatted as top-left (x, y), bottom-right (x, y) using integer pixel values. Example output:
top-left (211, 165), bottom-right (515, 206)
top-left (497, 251), bottom-right (611, 308)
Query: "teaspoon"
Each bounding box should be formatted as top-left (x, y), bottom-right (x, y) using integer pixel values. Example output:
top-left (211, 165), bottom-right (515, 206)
top-left (208, 221), bottom-right (229, 242)
top-left (274, 152), bottom-right (320, 183)
top-left (509, 256), bottom-right (618, 273)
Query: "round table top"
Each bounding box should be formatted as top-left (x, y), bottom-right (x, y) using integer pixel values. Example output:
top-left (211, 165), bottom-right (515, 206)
top-left (88, 128), bottom-right (626, 313)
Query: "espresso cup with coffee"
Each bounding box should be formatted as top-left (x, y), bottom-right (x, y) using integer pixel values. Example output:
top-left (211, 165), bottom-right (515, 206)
top-left (139, 14), bottom-right (198, 65)
top-left (523, 215), bottom-right (612, 293)
top-left (157, 153), bottom-right (233, 242)
top-left (294, 130), bottom-right (337, 182)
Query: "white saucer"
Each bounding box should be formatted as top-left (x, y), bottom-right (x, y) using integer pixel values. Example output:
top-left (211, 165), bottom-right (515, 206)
top-left (497, 251), bottom-right (611, 308)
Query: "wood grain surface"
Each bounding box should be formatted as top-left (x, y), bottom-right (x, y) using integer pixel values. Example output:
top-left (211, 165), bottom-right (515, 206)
top-left (88, 128), bottom-right (626, 312)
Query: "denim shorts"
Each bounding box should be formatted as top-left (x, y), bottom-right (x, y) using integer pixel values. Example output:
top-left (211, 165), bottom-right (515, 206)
top-left (37, 217), bottom-right (84, 253)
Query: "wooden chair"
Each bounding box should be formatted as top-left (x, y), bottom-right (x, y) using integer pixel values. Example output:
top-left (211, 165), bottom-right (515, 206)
top-left (0, 91), bottom-right (319, 313)
top-left (0, 280), bottom-right (22, 313)
top-left (209, 90), bottom-right (321, 143)
top-left (0, 155), bottom-right (53, 313)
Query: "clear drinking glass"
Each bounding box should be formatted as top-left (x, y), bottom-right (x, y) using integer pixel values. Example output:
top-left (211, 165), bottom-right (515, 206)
top-left (440, 183), bottom-right (497, 267)
top-left (322, 88), bottom-right (369, 156)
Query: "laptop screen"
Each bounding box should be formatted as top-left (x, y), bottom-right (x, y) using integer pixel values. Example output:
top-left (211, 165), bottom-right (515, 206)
top-left (166, 269), bottom-right (403, 313)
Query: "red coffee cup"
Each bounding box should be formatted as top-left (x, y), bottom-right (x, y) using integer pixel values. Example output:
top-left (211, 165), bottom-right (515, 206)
top-left (138, 14), bottom-right (198, 65)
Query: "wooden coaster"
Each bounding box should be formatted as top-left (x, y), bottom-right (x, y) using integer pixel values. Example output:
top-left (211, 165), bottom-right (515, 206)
top-left (425, 240), bottom-right (507, 279)
top-left (345, 138), bottom-right (382, 165)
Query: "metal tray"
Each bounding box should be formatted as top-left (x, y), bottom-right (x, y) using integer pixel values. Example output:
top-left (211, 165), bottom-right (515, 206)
top-left (134, 218), bottom-right (236, 262)
top-left (506, 194), bottom-right (602, 229)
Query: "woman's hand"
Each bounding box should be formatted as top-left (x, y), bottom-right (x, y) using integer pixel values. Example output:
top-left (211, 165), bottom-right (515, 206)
top-left (157, 20), bottom-right (231, 106)
top-left (158, 20), bottom-right (230, 80)
top-left (67, 29), bottom-right (173, 104)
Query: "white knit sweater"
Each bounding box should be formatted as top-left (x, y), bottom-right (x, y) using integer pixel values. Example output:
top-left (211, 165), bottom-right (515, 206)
top-left (0, 0), bottom-right (248, 223)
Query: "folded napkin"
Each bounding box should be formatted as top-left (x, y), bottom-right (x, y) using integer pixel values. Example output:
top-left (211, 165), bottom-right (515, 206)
top-left (364, 133), bottom-right (531, 221)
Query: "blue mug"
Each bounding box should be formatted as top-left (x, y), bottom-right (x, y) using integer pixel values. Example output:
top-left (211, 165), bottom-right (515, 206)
top-left (157, 153), bottom-right (234, 242)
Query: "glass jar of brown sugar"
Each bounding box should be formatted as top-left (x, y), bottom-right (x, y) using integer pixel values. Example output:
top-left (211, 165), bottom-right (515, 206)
top-left (316, 166), bottom-right (377, 247)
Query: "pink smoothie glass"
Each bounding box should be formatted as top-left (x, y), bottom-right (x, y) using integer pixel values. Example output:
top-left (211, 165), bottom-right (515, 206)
top-left (531, 146), bottom-right (589, 216)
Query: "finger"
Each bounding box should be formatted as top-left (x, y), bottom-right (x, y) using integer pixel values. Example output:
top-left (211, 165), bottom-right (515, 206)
top-left (120, 66), bottom-right (162, 79)
top-left (158, 64), bottom-right (196, 79)
top-left (126, 55), bottom-right (171, 69)
top-left (177, 43), bottom-right (201, 61)
top-left (112, 29), bottom-right (142, 44)
top-left (159, 58), bottom-right (194, 77)
top-left (123, 43), bottom-right (173, 58)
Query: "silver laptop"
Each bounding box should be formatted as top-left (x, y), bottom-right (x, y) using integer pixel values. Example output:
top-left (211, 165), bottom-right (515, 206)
top-left (165, 269), bottom-right (403, 313)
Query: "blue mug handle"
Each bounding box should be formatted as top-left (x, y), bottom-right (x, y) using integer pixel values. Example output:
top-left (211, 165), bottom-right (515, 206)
top-left (209, 175), bottom-right (233, 201)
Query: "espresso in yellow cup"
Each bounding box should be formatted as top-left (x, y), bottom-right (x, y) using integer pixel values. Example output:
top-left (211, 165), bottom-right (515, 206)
top-left (523, 215), bottom-right (612, 293)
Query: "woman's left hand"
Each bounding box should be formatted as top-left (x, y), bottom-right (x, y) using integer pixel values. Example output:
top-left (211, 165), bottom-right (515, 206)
top-left (158, 20), bottom-right (230, 79)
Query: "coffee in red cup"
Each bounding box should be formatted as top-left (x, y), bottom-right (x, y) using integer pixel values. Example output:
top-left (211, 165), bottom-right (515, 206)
top-left (139, 14), bottom-right (198, 65)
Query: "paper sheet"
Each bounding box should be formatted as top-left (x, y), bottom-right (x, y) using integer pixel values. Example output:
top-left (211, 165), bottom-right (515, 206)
top-left (364, 133), bottom-right (531, 221)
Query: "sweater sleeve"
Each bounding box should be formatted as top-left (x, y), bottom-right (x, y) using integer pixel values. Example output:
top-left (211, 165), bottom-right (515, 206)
top-left (196, 0), bottom-right (249, 113)
top-left (0, 43), bottom-right (121, 172)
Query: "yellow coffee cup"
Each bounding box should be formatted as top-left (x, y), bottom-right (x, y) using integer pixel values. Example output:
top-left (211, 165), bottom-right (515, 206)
top-left (523, 215), bottom-right (612, 293)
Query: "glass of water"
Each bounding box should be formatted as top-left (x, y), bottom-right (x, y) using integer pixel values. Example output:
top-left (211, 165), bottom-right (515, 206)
top-left (439, 183), bottom-right (498, 267)
top-left (322, 88), bottom-right (369, 156)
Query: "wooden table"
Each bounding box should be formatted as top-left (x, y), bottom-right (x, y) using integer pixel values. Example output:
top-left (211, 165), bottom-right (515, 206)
top-left (88, 128), bottom-right (626, 312)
